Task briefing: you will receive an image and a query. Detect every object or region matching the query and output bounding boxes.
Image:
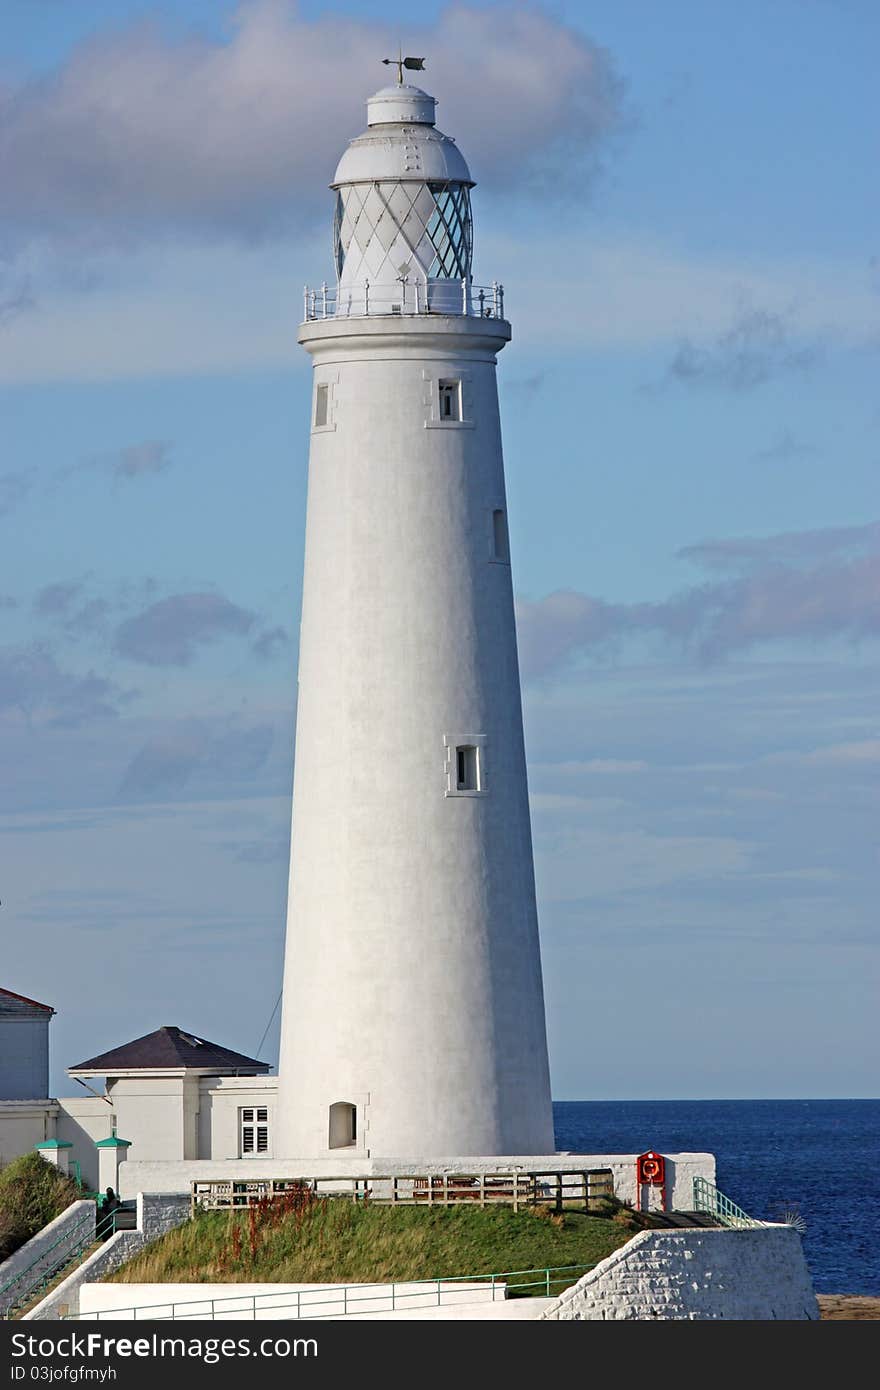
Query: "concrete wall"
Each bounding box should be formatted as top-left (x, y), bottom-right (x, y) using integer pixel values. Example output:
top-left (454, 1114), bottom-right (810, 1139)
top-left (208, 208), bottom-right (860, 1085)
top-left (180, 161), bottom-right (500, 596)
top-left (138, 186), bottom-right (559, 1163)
top-left (117, 1151), bottom-right (714, 1207)
top-left (77, 1280), bottom-right (506, 1321)
top-left (23, 1193), bottom-right (193, 1320)
top-left (22, 1232), bottom-right (145, 1321)
top-left (541, 1226), bottom-right (819, 1321)
top-left (0, 1015), bottom-right (51, 1100)
top-left (55, 1097), bottom-right (115, 1189)
top-left (197, 1076), bottom-right (278, 1161)
top-left (0, 1200), bottom-right (94, 1317)
top-left (0, 1100), bottom-right (56, 1167)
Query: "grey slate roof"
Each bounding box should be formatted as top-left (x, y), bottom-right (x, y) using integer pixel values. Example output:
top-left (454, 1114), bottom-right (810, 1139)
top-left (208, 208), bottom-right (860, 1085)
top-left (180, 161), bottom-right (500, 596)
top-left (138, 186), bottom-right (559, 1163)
top-left (69, 1025), bottom-right (270, 1074)
top-left (0, 987), bottom-right (55, 1016)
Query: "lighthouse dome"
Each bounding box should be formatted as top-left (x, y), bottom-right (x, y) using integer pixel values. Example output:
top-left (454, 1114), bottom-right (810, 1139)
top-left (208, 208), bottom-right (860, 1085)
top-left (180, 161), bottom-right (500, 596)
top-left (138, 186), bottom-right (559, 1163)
top-left (332, 86), bottom-right (473, 188)
top-left (330, 83), bottom-right (474, 311)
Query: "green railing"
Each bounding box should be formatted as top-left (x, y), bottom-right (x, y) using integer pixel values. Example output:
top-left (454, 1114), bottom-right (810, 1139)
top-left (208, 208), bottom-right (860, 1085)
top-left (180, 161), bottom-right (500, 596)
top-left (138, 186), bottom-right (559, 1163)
top-left (692, 1176), bottom-right (763, 1230)
top-left (1, 1206), bottom-right (123, 1320)
top-left (64, 1263), bottom-right (593, 1321)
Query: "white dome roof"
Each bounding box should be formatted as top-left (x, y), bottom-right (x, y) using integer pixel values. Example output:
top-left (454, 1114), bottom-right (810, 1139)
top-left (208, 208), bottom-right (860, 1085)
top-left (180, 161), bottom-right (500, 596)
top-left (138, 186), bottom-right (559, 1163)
top-left (332, 85), bottom-right (473, 188)
top-left (367, 84), bottom-right (436, 126)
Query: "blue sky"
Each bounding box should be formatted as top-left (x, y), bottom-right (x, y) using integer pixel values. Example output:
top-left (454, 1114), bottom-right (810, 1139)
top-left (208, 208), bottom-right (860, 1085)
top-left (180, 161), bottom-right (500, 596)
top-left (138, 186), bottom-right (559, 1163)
top-left (1, 1), bottom-right (877, 1100)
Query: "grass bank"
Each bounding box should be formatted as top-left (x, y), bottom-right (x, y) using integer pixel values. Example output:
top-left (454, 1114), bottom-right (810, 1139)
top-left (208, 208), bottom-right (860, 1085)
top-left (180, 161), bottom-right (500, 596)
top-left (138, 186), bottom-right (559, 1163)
top-left (109, 1197), bottom-right (641, 1290)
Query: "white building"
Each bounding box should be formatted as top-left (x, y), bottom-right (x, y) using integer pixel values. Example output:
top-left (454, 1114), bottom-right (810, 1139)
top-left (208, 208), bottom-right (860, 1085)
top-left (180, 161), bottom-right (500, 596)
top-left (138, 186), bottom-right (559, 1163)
top-left (0, 1021), bottom-right (275, 1190)
top-left (275, 78), bottom-right (555, 1160)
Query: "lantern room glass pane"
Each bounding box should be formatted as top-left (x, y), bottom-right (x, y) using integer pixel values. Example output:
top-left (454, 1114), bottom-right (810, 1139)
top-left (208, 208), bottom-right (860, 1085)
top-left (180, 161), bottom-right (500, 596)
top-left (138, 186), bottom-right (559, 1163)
top-left (427, 182), bottom-right (472, 280)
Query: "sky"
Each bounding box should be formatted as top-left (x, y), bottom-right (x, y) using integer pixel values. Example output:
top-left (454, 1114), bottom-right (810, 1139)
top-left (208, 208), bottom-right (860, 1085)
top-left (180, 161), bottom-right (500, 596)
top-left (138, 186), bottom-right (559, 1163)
top-left (1, 0), bottom-right (877, 1102)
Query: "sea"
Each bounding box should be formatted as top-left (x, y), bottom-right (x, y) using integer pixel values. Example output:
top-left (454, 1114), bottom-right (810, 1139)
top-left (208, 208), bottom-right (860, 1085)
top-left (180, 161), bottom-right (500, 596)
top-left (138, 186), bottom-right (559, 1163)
top-left (553, 1099), bottom-right (880, 1295)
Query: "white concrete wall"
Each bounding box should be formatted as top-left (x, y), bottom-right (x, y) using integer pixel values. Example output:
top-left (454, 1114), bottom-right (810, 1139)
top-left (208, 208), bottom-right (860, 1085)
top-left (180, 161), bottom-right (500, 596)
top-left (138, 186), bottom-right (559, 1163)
top-left (77, 1280), bottom-right (506, 1321)
top-left (22, 1232), bottom-right (144, 1321)
top-left (0, 1200), bottom-right (94, 1317)
top-left (0, 1100), bottom-right (56, 1167)
top-left (0, 1015), bottom-right (50, 1100)
top-left (116, 1151), bottom-right (714, 1207)
top-left (541, 1226), bottom-right (819, 1321)
top-left (198, 1076), bottom-right (278, 1161)
top-left (55, 1097), bottom-right (116, 1189)
top-left (276, 312), bottom-right (554, 1160)
top-left (24, 1193), bottom-right (192, 1320)
top-left (106, 1078), bottom-right (186, 1163)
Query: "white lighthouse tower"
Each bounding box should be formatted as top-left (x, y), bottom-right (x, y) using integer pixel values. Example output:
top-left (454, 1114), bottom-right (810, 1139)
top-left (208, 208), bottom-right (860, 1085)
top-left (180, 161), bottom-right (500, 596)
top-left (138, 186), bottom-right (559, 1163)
top-left (275, 74), bottom-right (555, 1160)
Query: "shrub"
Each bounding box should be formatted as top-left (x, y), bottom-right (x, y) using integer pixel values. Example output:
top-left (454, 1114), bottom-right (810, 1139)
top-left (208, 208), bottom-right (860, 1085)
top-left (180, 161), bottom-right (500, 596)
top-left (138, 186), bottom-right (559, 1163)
top-left (0, 1153), bottom-right (83, 1261)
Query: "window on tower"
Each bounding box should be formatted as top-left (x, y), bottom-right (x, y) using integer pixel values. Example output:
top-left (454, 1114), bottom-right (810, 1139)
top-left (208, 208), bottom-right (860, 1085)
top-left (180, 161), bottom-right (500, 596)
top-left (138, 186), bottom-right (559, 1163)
top-left (492, 509), bottom-right (509, 562)
top-left (456, 744), bottom-right (480, 792)
top-left (314, 383), bottom-right (329, 428)
top-left (329, 1102), bottom-right (357, 1149)
top-left (439, 379), bottom-right (462, 421)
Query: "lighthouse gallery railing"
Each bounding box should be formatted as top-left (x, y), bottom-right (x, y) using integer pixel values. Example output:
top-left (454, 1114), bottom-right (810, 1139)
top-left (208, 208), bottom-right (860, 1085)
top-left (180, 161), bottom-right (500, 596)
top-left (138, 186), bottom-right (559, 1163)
top-left (303, 279), bottom-right (505, 322)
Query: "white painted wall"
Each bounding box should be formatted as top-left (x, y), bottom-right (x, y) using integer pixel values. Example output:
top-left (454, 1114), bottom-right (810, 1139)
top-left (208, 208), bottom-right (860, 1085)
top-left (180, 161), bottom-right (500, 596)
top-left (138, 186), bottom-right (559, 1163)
top-left (198, 1076), bottom-right (277, 1162)
top-left (541, 1226), bottom-right (819, 1321)
top-left (0, 1100), bottom-right (56, 1167)
top-left (116, 1151), bottom-right (714, 1208)
top-left (56, 1097), bottom-right (115, 1188)
top-left (78, 1280), bottom-right (506, 1321)
top-left (276, 311), bottom-right (554, 1160)
top-left (0, 1200), bottom-right (94, 1317)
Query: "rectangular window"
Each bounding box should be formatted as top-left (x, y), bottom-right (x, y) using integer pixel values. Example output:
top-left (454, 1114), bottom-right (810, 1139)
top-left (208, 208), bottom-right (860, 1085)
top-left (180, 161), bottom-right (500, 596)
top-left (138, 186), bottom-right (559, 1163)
top-left (240, 1106), bottom-right (269, 1157)
top-left (456, 744), bottom-right (479, 791)
top-left (492, 509), bottom-right (509, 562)
top-left (314, 383), bottom-right (329, 428)
top-left (439, 379), bottom-right (462, 421)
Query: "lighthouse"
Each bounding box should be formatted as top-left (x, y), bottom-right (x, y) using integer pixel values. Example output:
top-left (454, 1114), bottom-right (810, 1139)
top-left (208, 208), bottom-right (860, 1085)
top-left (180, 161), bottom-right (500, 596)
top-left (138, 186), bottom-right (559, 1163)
top-left (275, 74), bottom-right (555, 1160)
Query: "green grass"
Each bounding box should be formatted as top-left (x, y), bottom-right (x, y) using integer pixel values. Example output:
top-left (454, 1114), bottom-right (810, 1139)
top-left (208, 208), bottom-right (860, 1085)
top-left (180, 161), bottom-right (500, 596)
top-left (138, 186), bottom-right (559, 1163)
top-left (109, 1200), bottom-right (638, 1292)
top-left (0, 1152), bottom-right (83, 1262)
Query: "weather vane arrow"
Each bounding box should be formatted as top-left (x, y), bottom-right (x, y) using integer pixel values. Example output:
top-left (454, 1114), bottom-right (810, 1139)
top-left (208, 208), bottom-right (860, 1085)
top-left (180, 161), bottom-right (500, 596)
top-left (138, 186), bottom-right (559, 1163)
top-left (382, 49), bottom-right (426, 85)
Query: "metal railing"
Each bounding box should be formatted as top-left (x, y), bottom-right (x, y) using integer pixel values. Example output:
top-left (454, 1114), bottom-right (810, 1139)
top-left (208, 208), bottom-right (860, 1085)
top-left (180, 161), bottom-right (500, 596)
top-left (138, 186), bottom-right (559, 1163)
top-left (1, 1206), bottom-right (125, 1319)
top-left (303, 279), bottom-right (505, 322)
top-left (191, 1169), bottom-right (614, 1215)
top-left (64, 1263), bottom-right (593, 1321)
top-left (692, 1177), bottom-right (764, 1230)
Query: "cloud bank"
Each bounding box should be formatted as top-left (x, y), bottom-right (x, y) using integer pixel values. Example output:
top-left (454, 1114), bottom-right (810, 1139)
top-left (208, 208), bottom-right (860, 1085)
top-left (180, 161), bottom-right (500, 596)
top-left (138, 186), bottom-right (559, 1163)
top-left (517, 520), bottom-right (880, 675)
top-left (0, 0), bottom-right (624, 247)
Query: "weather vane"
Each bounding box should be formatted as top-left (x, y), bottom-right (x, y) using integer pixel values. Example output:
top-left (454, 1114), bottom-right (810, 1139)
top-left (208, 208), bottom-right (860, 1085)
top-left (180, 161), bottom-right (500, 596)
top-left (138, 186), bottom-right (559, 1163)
top-left (382, 48), bottom-right (426, 85)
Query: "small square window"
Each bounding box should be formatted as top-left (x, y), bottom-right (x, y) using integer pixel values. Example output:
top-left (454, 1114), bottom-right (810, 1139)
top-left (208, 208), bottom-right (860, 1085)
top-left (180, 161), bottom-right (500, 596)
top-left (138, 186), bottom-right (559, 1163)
top-left (439, 379), bottom-right (462, 421)
top-left (456, 744), bottom-right (480, 791)
top-left (314, 383), bottom-right (329, 427)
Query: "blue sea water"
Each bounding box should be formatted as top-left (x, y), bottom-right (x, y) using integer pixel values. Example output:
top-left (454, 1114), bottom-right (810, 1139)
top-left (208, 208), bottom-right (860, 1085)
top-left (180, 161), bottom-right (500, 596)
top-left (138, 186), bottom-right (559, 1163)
top-left (553, 1099), bottom-right (880, 1294)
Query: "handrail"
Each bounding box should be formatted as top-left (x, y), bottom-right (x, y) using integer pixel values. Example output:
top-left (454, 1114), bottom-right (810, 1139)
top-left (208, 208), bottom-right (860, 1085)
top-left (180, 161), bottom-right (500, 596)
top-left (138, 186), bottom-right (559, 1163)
top-left (64, 1262), bottom-right (594, 1321)
top-left (0, 1210), bottom-right (95, 1303)
top-left (692, 1176), bottom-right (764, 1230)
top-left (2, 1207), bottom-right (124, 1319)
top-left (302, 279), bottom-right (506, 323)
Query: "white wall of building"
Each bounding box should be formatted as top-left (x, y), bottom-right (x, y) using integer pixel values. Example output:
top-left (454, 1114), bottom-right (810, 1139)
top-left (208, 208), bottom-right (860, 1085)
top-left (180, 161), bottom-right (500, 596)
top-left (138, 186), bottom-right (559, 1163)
top-left (0, 1101), bottom-right (56, 1168)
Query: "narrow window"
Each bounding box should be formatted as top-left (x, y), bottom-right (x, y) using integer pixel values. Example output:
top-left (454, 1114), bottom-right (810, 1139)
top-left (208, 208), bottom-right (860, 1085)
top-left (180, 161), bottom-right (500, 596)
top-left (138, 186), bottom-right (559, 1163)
top-left (239, 1106), bottom-right (269, 1158)
top-left (314, 383), bottom-right (329, 427)
top-left (492, 509), bottom-right (509, 562)
top-left (329, 1102), bottom-right (357, 1149)
top-left (456, 744), bottom-right (479, 791)
top-left (438, 379), bottom-right (462, 421)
